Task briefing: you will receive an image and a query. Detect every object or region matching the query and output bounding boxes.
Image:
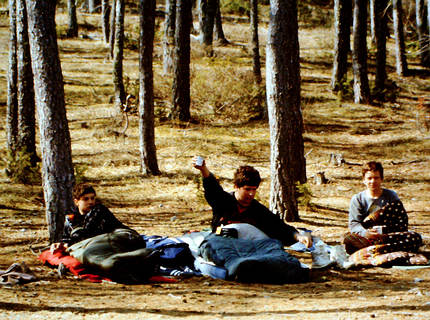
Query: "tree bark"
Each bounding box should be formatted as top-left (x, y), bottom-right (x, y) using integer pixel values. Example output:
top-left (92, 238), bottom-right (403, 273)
top-left (88, 0), bottom-right (100, 13)
top-left (352, 0), bottom-right (370, 104)
top-left (67, 0), bottom-right (78, 38)
top-left (102, 0), bottom-right (110, 43)
top-left (162, 0), bottom-right (176, 75)
top-left (25, 0), bottom-right (75, 242)
top-left (393, 0), bottom-right (408, 76)
top-left (109, 0), bottom-right (116, 59)
top-left (250, 0), bottom-right (261, 84)
top-left (369, 0), bottom-right (376, 43)
top-left (171, 0), bottom-right (192, 121)
top-left (374, 0), bottom-right (388, 92)
top-left (113, 0), bottom-right (125, 109)
top-left (214, 0), bottom-right (228, 44)
top-left (198, 0), bottom-right (216, 55)
top-left (428, 0), bottom-right (430, 41)
top-left (331, 0), bottom-right (352, 91)
top-left (139, 0), bottom-right (160, 175)
top-left (416, 0), bottom-right (430, 67)
top-left (266, 0), bottom-right (305, 222)
top-left (16, 0), bottom-right (36, 165)
top-left (6, 0), bottom-right (18, 161)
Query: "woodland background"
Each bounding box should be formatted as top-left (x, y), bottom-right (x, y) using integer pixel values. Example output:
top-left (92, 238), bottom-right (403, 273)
top-left (0, 0), bottom-right (430, 319)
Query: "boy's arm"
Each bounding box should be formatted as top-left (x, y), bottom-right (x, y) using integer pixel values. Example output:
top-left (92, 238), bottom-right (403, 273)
top-left (349, 195), bottom-right (368, 237)
top-left (193, 158), bottom-right (228, 207)
top-left (257, 204), bottom-right (304, 246)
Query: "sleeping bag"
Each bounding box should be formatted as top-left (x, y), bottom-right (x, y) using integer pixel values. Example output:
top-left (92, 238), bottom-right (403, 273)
top-left (67, 228), bottom-right (160, 284)
top-left (198, 234), bottom-right (309, 284)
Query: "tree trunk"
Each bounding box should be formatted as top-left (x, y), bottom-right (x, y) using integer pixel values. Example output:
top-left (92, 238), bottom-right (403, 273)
top-left (67, 0), bottom-right (78, 37)
top-left (374, 0), bottom-right (388, 92)
top-left (331, 0), bottom-right (352, 91)
top-left (113, 0), bottom-right (125, 109)
top-left (198, 0), bottom-right (216, 55)
top-left (25, 0), bottom-right (75, 242)
top-left (428, 0), bottom-right (430, 41)
top-left (7, 0), bottom-right (18, 162)
top-left (416, 0), bottom-right (430, 67)
top-left (88, 0), bottom-right (100, 13)
top-left (102, 0), bottom-right (110, 43)
top-left (162, 0), bottom-right (176, 75)
top-left (393, 0), bottom-right (408, 76)
top-left (139, 0), bottom-right (160, 175)
top-left (214, 0), bottom-right (228, 44)
top-left (352, 0), bottom-right (370, 104)
top-left (171, 0), bottom-right (192, 121)
top-left (266, 0), bottom-right (305, 222)
top-left (109, 0), bottom-right (116, 59)
top-left (250, 0), bottom-right (261, 84)
top-left (16, 0), bottom-right (37, 165)
top-left (369, 0), bottom-right (376, 44)
top-left (89, 0), bottom-right (95, 13)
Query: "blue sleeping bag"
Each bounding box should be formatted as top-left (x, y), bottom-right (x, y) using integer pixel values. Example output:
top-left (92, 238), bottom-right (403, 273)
top-left (198, 234), bottom-right (309, 284)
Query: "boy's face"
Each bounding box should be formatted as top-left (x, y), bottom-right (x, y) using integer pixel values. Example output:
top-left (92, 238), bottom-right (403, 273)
top-left (363, 170), bottom-right (383, 194)
top-left (234, 185), bottom-right (258, 207)
top-left (74, 193), bottom-right (96, 215)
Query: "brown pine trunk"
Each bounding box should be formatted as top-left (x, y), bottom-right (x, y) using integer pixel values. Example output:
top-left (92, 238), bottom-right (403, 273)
top-left (374, 0), bottom-right (388, 93)
top-left (369, 0), bottom-right (375, 43)
top-left (393, 0), bottom-right (408, 76)
top-left (88, 0), bottom-right (100, 13)
top-left (250, 0), bottom-right (261, 84)
top-left (162, 0), bottom-right (176, 75)
top-left (428, 0), bottom-right (430, 41)
top-left (214, 0), bottom-right (228, 44)
top-left (416, 0), bottom-right (430, 67)
top-left (266, 0), bottom-right (305, 222)
top-left (25, 0), bottom-right (75, 242)
top-left (102, 0), bottom-right (110, 43)
top-left (171, 0), bottom-right (192, 121)
top-left (16, 0), bottom-right (36, 165)
top-left (352, 0), bottom-right (370, 104)
top-left (198, 0), bottom-right (216, 55)
top-left (6, 0), bottom-right (18, 161)
top-left (67, 0), bottom-right (78, 37)
top-left (139, 0), bottom-right (160, 175)
top-left (113, 0), bottom-right (125, 109)
top-left (109, 0), bottom-right (116, 59)
top-left (331, 0), bottom-right (352, 91)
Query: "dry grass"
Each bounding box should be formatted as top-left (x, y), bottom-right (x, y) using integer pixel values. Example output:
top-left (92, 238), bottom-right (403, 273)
top-left (0, 3), bottom-right (430, 319)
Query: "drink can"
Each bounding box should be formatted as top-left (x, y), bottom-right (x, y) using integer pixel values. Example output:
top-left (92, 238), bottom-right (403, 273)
top-left (195, 156), bottom-right (204, 166)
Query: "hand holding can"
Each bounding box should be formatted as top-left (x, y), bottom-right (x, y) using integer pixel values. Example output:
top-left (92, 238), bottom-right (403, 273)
top-left (195, 156), bottom-right (204, 166)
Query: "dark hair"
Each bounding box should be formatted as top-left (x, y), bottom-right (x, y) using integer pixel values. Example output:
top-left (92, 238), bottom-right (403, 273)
top-left (362, 161), bottom-right (384, 180)
top-left (233, 166), bottom-right (261, 188)
top-left (73, 183), bottom-right (96, 200)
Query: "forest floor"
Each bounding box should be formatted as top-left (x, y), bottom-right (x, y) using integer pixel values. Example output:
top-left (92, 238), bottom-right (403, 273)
top-left (0, 5), bottom-right (430, 320)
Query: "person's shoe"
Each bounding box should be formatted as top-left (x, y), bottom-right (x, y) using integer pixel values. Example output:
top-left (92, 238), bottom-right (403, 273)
top-left (311, 244), bottom-right (334, 269)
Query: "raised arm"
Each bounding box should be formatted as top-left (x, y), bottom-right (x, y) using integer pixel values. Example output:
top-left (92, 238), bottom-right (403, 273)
top-left (192, 156), bottom-right (210, 178)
